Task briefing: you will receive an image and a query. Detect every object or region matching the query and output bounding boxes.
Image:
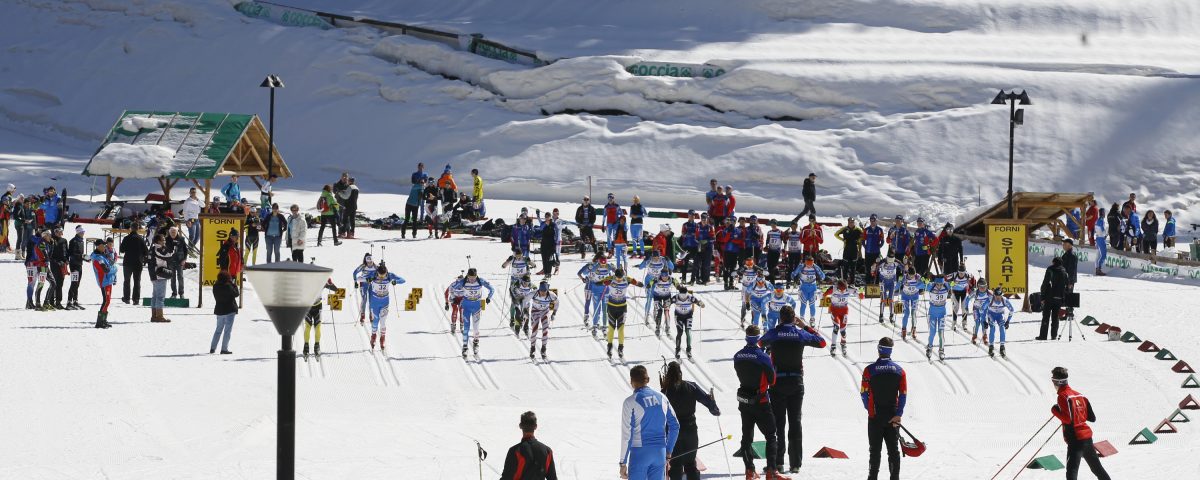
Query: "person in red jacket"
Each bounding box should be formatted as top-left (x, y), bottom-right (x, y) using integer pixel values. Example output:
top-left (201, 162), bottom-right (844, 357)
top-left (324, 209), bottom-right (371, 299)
top-left (500, 411), bottom-right (557, 480)
top-left (799, 215), bottom-right (823, 256)
top-left (1083, 200), bottom-right (1099, 246)
top-left (1050, 367), bottom-right (1111, 480)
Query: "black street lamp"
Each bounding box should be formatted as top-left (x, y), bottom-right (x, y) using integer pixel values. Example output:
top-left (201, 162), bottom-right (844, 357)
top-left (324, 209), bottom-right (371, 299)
top-left (260, 74), bottom-right (285, 178)
top-left (243, 261), bottom-right (333, 480)
top-left (991, 89), bottom-right (1032, 218)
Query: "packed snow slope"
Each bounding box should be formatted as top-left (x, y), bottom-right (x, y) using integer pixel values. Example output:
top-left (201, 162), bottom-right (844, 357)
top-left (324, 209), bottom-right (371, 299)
top-left (2, 197), bottom-right (1199, 479)
top-left (2, 0), bottom-right (1200, 220)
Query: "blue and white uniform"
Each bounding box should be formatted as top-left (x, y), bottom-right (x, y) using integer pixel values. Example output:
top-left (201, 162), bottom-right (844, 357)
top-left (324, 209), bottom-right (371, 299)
top-left (946, 271), bottom-right (972, 319)
top-left (367, 272), bottom-right (406, 335)
top-left (876, 258), bottom-right (900, 304)
top-left (453, 276), bottom-right (495, 348)
top-left (528, 290), bottom-right (558, 351)
top-left (353, 262), bottom-right (377, 317)
top-left (763, 290), bottom-right (796, 330)
top-left (745, 280), bottom-right (772, 328)
top-left (899, 274), bottom-right (925, 332)
top-left (620, 386), bottom-right (680, 480)
top-left (790, 262), bottom-right (826, 319)
top-left (504, 254), bottom-right (534, 282)
top-left (984, 294), bottom-right (1015, 346)
top-left (637, 255), bottom-right (673, 311)
top-left (925, 279), bottom-right (950, 348)
top-left (964, 285), bottom-right (991, 339)
top-left (579, 261), bottom-right (613, 328)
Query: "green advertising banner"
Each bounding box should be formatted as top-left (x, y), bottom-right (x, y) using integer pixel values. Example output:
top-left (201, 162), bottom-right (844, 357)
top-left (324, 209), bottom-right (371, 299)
top-left (625, 62), bottom-right (726, 78)
top-left (235, 1), bottom-right (333, 30)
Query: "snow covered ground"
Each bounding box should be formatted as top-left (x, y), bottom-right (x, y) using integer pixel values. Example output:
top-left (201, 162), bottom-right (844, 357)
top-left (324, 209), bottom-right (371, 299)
top-left (2, 197), bottom-right (1199, 479)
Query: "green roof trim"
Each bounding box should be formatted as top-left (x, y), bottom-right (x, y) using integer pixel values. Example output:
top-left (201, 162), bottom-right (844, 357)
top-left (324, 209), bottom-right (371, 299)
top-left (83, 110), bottom-right (259, 180)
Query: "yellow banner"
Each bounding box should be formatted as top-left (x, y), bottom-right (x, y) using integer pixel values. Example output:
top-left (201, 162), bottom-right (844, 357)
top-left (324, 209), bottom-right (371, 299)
top-left (986, 224), bottom-right (1028, 295)
top-left (200, 214), bottom-right (245, 287)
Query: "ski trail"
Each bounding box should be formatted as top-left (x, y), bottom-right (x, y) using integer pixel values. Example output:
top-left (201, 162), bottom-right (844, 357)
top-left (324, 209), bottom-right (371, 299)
top-left (352, 321), bottom-right (388, 387)
top-left (562, 289), bottom-right (635, 388)
top-left (642, 300), bottom-right (726, 392)
top-left (432, 284), bottom-right (494, 390)
top-left (945, 319), bottom-right (1035, 396)
top-left (480, 288), bottom-right (561, 392)
top-left (856, 299), bottom-right (960, 395)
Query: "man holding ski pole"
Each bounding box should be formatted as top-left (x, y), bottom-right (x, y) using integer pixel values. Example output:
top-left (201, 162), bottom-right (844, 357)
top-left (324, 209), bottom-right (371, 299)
top-left (1050, 367), bottom-right (1112, 480)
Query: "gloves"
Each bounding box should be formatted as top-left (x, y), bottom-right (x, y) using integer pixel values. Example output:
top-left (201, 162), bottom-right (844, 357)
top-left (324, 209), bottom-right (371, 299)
top-left (485, 298), bottom-right (491, 305)
top-left (391, 281), bottom-right (397, 285)
top-left (444, 303), bottom-right (450, 311)
top-left (1005, 317), bottom-right (1012, 329)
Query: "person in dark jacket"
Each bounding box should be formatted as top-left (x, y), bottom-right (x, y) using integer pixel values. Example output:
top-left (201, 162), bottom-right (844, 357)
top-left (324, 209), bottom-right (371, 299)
top-left (210, 270), bottom-right (239, 354)
top-left (660, 361), bottom-right (720, 480)
top-left (574, 196), bottom-right (597, 258)
top-left (66, 225), bottom-right (87, 309)
top-left (262, 203), bottom-right (287, 264)
top-left (734, 324), bottom-right (788, 479)
top-left (48, 227), bottom-right (69, 310)
top-left (342, 177), bottom-right (359, 239)
top-left (1105, 203), bottom-right (1122, 251)
top-left (149, 234), bottom-right (173, 323)
top-left (1050, 367), bottom-right (1112, 480)
top-left (119, 224), bottom-right (148, 304)
top-left (1061, 238), bottom-right (1078, 316)
top-left (537, 212), bottom-right (558, 276)
top-left (792, 173), bottom-right (817, 223)
top-left (166, 227), bottom-right (188, 298)
top-left (834, 218), bottom-right (863, 283)
top-left (500, 411), bottom-right (557, 480)
top-left (937, 225), bottom-right (964, 275)
top-left (862, 337), bottom-right (907, 480)
top-left (1038, 257), bottom-right (1070, 340)
top-left (1141, 210), bottom-right (1159, 256)
top-left (760, 305), bottom-right (826, 474)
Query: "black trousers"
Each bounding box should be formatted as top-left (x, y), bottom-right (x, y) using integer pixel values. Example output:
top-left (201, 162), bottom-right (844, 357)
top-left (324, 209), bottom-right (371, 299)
top-left (698, 245), bottom-right (713, 284)
top-left (541, 248), bottom-right (555, 274)
top-left (51, 262), bottom-right (66, 305)
top-left (864, 252), bottom-right (880, 279)
top-left (1066, 438), bottom-right (1111, 480)
top-left (343, 207), bottom-right (356, 236)
top-left (723, 251), bottom-right (739, 288)
top-left (669, 424), bottom-right (700, 480)
top-left (840, 257), bottom-right (859, 283)
top-left (122, 264), bottom-right (143, 302)
top-left (771, 382), bottom-right (805, 470)
top-left (1040, 300), bottom-right (1063, 339)
top-left (766, 249), bottom-right (781, 281)
top-left (291, 249), bottom-right (304, 262)
top-left (318, 215), bottom-right (338, 243)
top-left (793, 200), bottom-right (815, 223)
top-left (68, 263), bottom-right (82, 303)
top-left (403, 205), bottom-right (419, 237)
top-left (578, 225), bottom-right (595, 255)
top-left (681, 246), bottom-right (698, 281)
top-left (739, 402), bottom-right (778, 472)
top-left (915, 254), bottom-right (930, 276)
top-left (867, 416), bottom-right (900, 480)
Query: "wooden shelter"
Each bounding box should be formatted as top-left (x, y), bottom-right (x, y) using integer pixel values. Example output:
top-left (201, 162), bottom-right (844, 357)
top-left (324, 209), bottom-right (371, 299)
top-left (956, 192), bottom-right (1095, 240)
top-left (81, 110), bottom-right (293, 204)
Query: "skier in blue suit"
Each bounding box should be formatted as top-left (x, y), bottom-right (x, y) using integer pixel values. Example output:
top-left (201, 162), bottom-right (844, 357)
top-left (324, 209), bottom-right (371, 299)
top-left (454, 268), bottom-right (494, 358)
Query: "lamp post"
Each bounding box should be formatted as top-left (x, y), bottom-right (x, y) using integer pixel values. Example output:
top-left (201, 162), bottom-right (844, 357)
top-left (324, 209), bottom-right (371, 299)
top-left (260, 74), bottom-right (285, 179)
top-left (243, 261), bottom-right (332, 480)
top-left (991, 89), bottom-right (1032, 218)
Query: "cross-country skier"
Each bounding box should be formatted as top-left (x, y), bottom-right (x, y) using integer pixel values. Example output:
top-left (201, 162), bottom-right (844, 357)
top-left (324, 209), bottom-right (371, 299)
top-left (503, 248), bottom-right (537, 329)
top-left (527, 281), bottom-right (558, 360)
top-left (578, 255), bottom-right (612, 335)
top-left (636, 249), bottom-right (674, 315)
top-left (509, 274), bottom-right (536, 336)
top-left (738, 259), bottom-right (765, 324)
top-left (760, 306), bottom-right (825, 475)
top-left (898, 267), bottom-right (925, 340)
top-left (765, 220), bottom-right (784, 282)
top-left (352, 253), bottom-right (377, 324)
top-left (25, 228), bottom-right (46, 310)
top-left (790, 255), bottom-right (826, 323)
top-left (454, 268), bottom-right (494, 358)
top-left (965, 278), bottom-right (991, 344)
top-left (1049, 367), bottom-right (1114, 480)
top-left (365, 265), bottom-right (405, 350)
top-left (648, 270), bottom-right (677, 336)
top-left (983, 287), bottom-right (1014, 358)
top-left (746, 276), bottom-right (772, 328)
top-left (602, 268), bottom-right (642, 359)
top-left (443, 274), bottom-right (465, 333)
top-left (619, 365), bottom-right (680, 480)
top-left (823, 279), bottom-right (862, 356)
top-left (763, 282), bottom-right (796, 330)
top-left (874, 252), bottom-right (902, 324)
top-left (945, 265), bottom-right (974, 329)
top-left (783, 223), bottom-right (803, 288)
top-left (303, 278), bottom-right (339, 359)
top-left (924, 276), bottom-right (950, 360)
top-left (670, 285), bottom-right (705, 359)
top-left (886, 216), bottom-right (911, 261)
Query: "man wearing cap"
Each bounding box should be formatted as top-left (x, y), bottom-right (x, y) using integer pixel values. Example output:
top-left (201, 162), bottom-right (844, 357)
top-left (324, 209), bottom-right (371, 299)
top-left (861, 337), bottom-right (906, 480)
top-left (1038, 256), bottom-right (1069, 341)
top-left (1049, 367), bottom-right (1112, 480)
top-left (764, 220), bottom-right (784, 282)
top-left (745, 215), bottom-right (763, 265)
top-left (793, 173), bottom-right (817, 223)
top-left (342, 177), bottom-right (359, 239)
top-left (733, 324), bottom-right (788, 479)
top-left (863, 215), bottom-right (885, 280)
top-left (709, 186), bottom-right (729, 227)
top-left (575, 196), bottom-right (597, 258)
top-left (834, 218), bottom-right (863, 282)
top-left (911, 218), bottom-right (936, 276)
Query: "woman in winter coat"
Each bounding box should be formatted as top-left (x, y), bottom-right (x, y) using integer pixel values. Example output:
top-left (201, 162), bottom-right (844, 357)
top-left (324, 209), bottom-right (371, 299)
top-left (1106, 203), bottom-right (1122, 251)
top-left (1141, 210), bottom-right (1159, 256)
top-left (149, 234), bottom-right (173, 323)
top-left (210, 270), bottom-right (239, 354)
top-left (316, 185), bottom-right (340, 246)
top-left (287, 204), bottom-right (308, 262)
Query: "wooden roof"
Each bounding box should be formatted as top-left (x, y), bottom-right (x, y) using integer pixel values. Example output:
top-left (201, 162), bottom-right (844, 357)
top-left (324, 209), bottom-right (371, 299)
top-left (957, 192), bottom-right (1094, 240)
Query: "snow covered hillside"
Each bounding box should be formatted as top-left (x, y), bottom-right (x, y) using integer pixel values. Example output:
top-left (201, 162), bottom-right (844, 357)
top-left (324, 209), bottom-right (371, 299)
top-left (2, 0), bottom-right (1199, 219)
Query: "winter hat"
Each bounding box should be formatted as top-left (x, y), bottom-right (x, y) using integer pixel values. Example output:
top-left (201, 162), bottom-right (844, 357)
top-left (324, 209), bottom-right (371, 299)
top-left (808, 173), bottom-right (817, 178)
top-left (1051, 367), bottom-right (1069, 387)
top-left (93, 239), bottom-right (105, 247)
top-left (75, 225), bottom-right (85, 234)
top-left (607, 193), bottom-right (615, 200)
top-left (895, 215), bottom-right (903, 221)
top-left (870, 214), bottom-right (878, 220)
top-left (5, 183), bottom-right (13, 192)
top-left (444, 164), bottom-right (452, 172)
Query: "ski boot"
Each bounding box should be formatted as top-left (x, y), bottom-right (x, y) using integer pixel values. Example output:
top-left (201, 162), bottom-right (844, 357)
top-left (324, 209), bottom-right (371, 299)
top-left (462, 345), bottom-right (468, 359)
top-left (303, 343), bottom-right (310, 360)
top-left (369, 333), bottom-right (377, 350)
top-left (938, 347), bottom-right (945, 361)
top-left (909, 327), bottom-right (916, 338)
top-left (983, 333), bottom-right (988, 343)
top-left (55, 302), bottom-right (65, 310)
top-left (686, 348), bottom-right (693, 361)
top-left (988, 344), bottom-right (995, 357)
top-left (675, 347), bottom-right (681, 360)
top-left (840, 342), bottom-right (847, 356)
top-left (359, 313), bottom-right (365, 325)
top-left (789, 466), bottom-right (800, 474)
top-left (618, 344), bottom-right (624, 359)
top-left (830, 344), bottom-right (837, 356)
top-left (744, 469), bottom-right (761, 480)
top-left (889, 314), bottom-right (896, 325)
top-left (877, 312), bottom-right (884, 323)
top-left (765, 469), bottom-right (791, 480)
top-left (530, 345), bottom-right (536, 360)
top-left (379, 334), bottom-right (386, 350)
top-left (1000, 344), bottom-right (1007, 358)
top-left (925, 346), bottom-right (932, 360)
top-left (94, 312), bottom-right (110, 329)
top-left (25, 299), bottom-right (34, 310)
top-left (314, 342), bottom-right (320, 357)
top-left (665, 325), bottom-right (671, 338)
top-left (900, 330), bottom-right (907, 340)
top-left (971, 334), bottom-right (977, 345)
top-left (472, 339), bottom-right (479, 356)
top-left (607, 342), bottom-right (614, 359)
top-left (540, 346), bottom-right (547, 360)
top-left (655, 324), bottom-right (661, 336)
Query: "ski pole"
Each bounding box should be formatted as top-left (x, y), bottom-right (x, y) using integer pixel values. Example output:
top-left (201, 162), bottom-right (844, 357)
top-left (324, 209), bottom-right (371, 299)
top-left (989, 416), bottom-right (1056, 480)
top-left (671, 434), bottom-right (734, 459)
top-left (1011, 424), bottom-right (1061, 480)
top-left (715, 410), bottom-right (735, 480)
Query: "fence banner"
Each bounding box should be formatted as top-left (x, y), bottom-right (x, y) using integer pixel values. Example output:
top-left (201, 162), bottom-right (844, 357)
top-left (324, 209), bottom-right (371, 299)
top-left (625, 61), bottom-right (726, 78)
top-left (1026, 241), bottom-right (1200, 281)
top-left (235, 1), bottom-right (333, 30)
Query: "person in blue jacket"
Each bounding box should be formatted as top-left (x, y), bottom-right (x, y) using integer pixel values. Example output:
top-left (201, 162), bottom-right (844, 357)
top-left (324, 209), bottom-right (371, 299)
top-left (911, 218), bottom-right (936, 276)
top-left (89, 239), bottom-right (117, 328)
top-left (898, 267), bottom-right (925, 340)
top-left (365, 264), bottom-right (405, 350)
top-left (42, 187), bottom-right (63, 228)
top-left (924, 276), bottom-right (951, 360)
top-left (454, 268), bottom-right (494, 358)
top-left (887, 216), bottom-right (911, 261)
top-left (511, 216), bottom-right (533, 258)
top-left (629, 196), bottom-right (647, 257)
top-left (220, 175), bottom-right (241, 208)
top-left (1094, 210), bottom-right (1108, 276)
top-left (404, 181), bottom-right (422, 239)
top-left (734, 325), bottom-right (785, 478)
top-left (760, 306), bottom-right (826, 474)
top-left (1162, 210), bottom-right (1177, 249)
top-left (984, 287), bottom-right (1014, 358)
top-left (863, 214), bottom-right (885, 279)
top-left (861, 337), bottom-right (907, 480)
top-left (679, 211), bottom-right (700, 283)
top-left (763, 282), bottom-right (796, 330)
top-left (619, 365), bottom-right (679, 480)
top-left (578, 256), bottom-right (613, 335)
top-left (352, 253), bottom-right (378, 323)
top-left (790, 255), bottom-right (826, 322)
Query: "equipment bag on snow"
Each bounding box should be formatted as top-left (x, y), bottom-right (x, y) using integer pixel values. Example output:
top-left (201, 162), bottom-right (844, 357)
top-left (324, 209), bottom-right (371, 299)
top-left (898, 424), bottom-right (926, 457)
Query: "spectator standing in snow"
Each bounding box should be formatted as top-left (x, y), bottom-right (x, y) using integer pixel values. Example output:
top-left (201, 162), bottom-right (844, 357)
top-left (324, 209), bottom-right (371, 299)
top-left (1049, 367), bottom-right (1113, 480)
top-left (574, 196), bottom-right (597, 258)
top-left (660, 360), bottom-right (720, 480)
top-left (1141, 210), bottom-right (1159, 256)
top-left (723, 185), bottom-right (737, 220)
top-left (705, 179), bottom-right (720, 210)
top-left (404, 179), bottom-right (421, 239)
top-left (471, 168), bottom-right (486, 218)
top-left (316, 185), bottom-right (341, 246)
top-left (210, 271), bottom-right (239, 355)
top-left (1105, 203), bottom-right (1122, 251)
top-left (1094, 207), bottom-right (1108, 276)
top-left (1162, 210), bottom-right (1177, 249)
top-left (709, 185), bottom-right (728, 227)
top-left (167, 227), bottom-right (187, 299)
top-left (342, 178), bottom-right (359, 239)
top-left (1037, 256), bottom-right (1069, 340)
top-left (538, 212), bottom-right (558, 276)
top-left (260, 174), bottom-right (277, 213)
top-left (89, 239), bottom-right (116, 328)
top-left (42, 187), bottom-right (63, 230)
top-left (793, 173), bottom-right (817, 223)
top-left (499, 411), bottom-right (558, 480)
top-left (263, 203), bottom-right (287, 263)
top-left (1121, 192), bottom-right (1137, 215)
top-left (1125, 208), bottom-right (1142, 253)
top-left (629, 195), bottom-right (647, 257)
top-left (411, 163), bottom-right (429, 220)
top-left (220, 175), bottom-right (241, 208)
top-left (287, 204), bottom-right (308, 262)
top-left (1084, 200), bottom-right (1099, 246)
top-left (119, 220), bottom-right (147, 303)
top-left (862, 337), bottom-right (906, 480)
top-left (333, 172), bottom-right (351, 236)
top-left (834, 218), bottom-right (863, 282)
top-left (148, 234), bottom-right (172, 322)
top-left (181, 187), bottom-right (203, 248)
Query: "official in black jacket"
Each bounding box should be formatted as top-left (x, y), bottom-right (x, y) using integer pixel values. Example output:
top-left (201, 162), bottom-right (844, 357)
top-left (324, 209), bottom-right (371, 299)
top-left (760, 305), bottom-right (827, 474)
top-left (119, 227), bottom-right (148, 303)
top-left (792, 173), bottom-right (817, 223)
top-left (500, 411), bottom-right (557, 480)
top-left (48, 227), bottom-right (69, 309)
top-left (1038, 257), bottom-right (1070, 340)
top-left (1060, 239), bottom-right (1078, 314)
top-left (574, 196), bottom-right (597, 258)
top-left (167, 227), bottom-right (188, 298)
top-left (660, 361), bottom-right (720, 480)
top-left (937, 227), bottom-right (964, 274)
top-left (67, 226), bottom-right (87, 309)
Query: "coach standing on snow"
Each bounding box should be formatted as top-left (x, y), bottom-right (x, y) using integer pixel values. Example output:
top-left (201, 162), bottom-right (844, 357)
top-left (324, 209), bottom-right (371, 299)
top-left (760, 305), bottom-right (826, 474)
top-left (861, 337), bottom-right (907, 480)
top-left (734, 324), bottom-right (788, 479)
top-left (619, 365), bottom-right (679, 480)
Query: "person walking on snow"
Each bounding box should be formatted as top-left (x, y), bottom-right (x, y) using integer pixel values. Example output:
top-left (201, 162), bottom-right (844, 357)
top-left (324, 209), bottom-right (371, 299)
top-left (365, 264), bottom-right (405, 350)
top-left (734, 324), bottom-right (790, 479)
top-left (862, 337), bottom-right (907, 480)
top-left (897, 267), bottom-right (925, 339)
top-left (1049, 367), bottom-right (1113, 480)
top-left (1037, 256), bottom-right (1069, 341)
top-left (619, 365), bottom-right (680, 480)
top-left (1094, 208), bottom-right (1109, 276)
top-left (454, 268), bottom-right (494, 358)
top-left (660, 360), bottom-right (720, 480)
top-left (471, 168), bottom-right (486, 218)
top-left (792, 173), bottom-right (817, 223)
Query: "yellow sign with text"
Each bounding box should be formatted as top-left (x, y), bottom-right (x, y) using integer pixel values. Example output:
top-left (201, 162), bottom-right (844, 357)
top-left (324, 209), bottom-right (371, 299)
top-left (986, 224), bottom-right (1028, 295)
top-left (200, 214), bottom-right (245, 287)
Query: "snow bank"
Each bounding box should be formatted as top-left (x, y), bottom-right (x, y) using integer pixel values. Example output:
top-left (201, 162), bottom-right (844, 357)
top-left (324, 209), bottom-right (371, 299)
top-left (120, 115), bottom-right (167, 132)
top-left (88, 143), bottom-right (174, 178)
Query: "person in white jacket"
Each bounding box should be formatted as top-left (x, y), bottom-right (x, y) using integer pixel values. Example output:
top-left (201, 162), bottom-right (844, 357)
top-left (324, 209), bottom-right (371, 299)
top-left (181, 188), bottom-right (204, 248)
top-left (287, 204), bottom-right (308, 262)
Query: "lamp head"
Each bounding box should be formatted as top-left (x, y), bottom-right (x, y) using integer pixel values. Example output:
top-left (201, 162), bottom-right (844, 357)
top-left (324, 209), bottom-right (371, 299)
top-left (991, 90), bottom-right (1008, 105)
top-left (244, 261), bottom-right (332, 336)
top-left (260, 74), bottom-right (285, 89)
top-left (1016, 90), bottom-right (1032, 105)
